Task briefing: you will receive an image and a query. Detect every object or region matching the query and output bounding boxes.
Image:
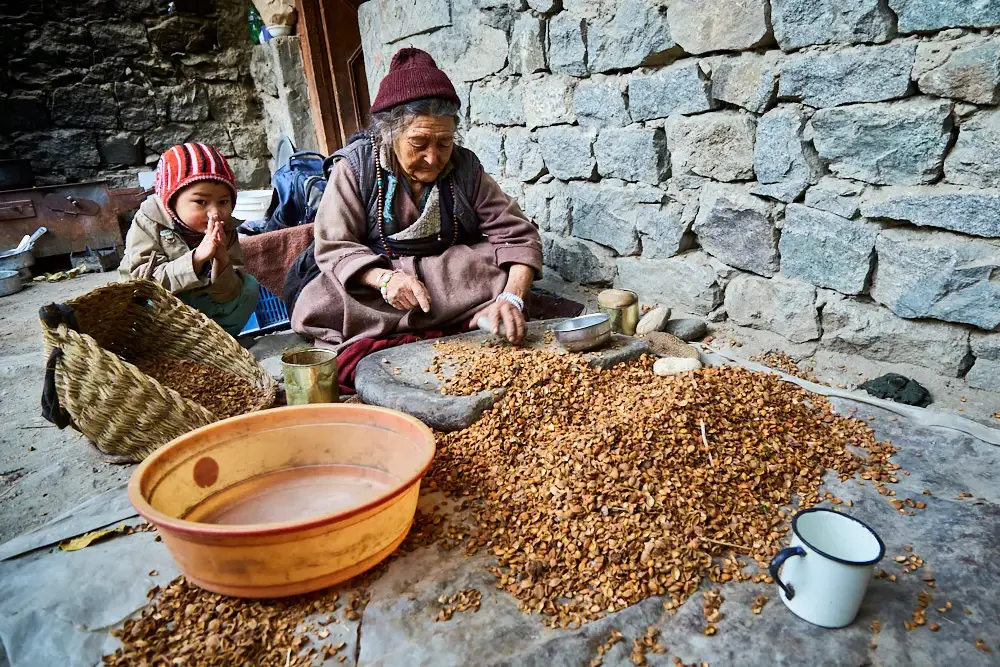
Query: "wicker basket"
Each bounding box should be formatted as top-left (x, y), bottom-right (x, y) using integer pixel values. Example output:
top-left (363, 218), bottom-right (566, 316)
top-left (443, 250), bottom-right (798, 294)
top-left (40, 278), bottom-right (277, 461)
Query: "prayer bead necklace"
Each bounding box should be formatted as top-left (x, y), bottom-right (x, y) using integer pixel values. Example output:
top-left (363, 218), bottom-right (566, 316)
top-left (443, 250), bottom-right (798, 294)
top-left (371, 135), bottom-right (460, 257)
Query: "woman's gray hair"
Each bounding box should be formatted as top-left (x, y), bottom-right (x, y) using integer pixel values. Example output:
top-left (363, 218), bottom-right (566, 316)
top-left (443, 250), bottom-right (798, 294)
top-left (368, 98), bottom-right (462, 168)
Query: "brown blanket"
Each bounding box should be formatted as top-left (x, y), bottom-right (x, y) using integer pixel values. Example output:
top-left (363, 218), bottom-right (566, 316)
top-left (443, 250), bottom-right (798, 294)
top-left (240, 224), bottom-right (314, 298)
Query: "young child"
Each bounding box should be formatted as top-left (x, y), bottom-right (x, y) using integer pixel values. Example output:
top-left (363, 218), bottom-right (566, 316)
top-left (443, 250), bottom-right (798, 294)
top-left (119, 143), bottom-right (259, 336)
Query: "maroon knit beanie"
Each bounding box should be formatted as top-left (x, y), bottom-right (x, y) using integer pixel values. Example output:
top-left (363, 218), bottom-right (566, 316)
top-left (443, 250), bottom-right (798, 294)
top-left (370, 48), bottom-right (461, 113)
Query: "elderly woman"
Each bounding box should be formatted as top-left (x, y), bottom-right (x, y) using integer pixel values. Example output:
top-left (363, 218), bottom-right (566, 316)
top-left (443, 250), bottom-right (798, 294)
top-left (287, 48), bottom-right (542, 351)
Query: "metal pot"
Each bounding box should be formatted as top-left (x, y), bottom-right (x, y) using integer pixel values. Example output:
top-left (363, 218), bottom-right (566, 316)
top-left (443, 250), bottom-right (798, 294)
top-left (597, 289), bottom-right (640, 336)
top-left (0, 270), bottom-right (23, 297)
top-left (280, 348), bottom-right (339, 404)
top-left (0, 249), bottom-right (34, 280)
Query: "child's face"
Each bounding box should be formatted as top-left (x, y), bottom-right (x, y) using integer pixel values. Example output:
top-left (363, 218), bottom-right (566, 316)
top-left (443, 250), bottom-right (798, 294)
top-left (173, 181), bottom-right (234, 232)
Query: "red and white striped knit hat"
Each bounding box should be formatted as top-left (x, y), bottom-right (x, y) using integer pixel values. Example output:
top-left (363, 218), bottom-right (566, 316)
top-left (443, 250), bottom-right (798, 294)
top-left (153, 143), bottom-right (237, 220)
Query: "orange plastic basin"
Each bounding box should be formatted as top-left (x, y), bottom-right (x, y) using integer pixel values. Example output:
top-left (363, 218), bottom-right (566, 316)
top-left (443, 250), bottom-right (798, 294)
top-left (128, 404), bottom-right (435, 598)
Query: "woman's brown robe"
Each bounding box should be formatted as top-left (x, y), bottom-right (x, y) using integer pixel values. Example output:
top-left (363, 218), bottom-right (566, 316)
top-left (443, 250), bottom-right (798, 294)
top-left (291, 157), bottom-right (543, 351)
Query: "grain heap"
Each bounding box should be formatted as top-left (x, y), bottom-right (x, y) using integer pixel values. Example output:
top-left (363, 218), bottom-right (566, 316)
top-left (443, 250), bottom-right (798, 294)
top-left (430, 341), bottom-right (897, 628)
top-left (133, 356), bottom-right (264, 419)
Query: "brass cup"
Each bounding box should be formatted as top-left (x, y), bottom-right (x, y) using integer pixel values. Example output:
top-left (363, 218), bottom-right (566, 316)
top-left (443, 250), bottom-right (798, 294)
top-left (280, 348), bottom-right (339, 405)
top-left (597, 290), bottom-right (640, 336)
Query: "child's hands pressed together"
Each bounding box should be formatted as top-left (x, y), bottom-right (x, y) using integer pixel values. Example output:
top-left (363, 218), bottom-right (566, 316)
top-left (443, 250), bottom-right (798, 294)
top-left (192, 219), bottom-right (220, 271)
top-left (208, 213), bottom-right (229, 270)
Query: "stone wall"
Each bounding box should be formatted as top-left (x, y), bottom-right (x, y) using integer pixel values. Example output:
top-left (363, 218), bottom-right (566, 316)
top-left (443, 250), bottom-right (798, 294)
top-left (1, 0), bottom-right (270, 189)
top-left (359, 0), bottom-right (1000, 393)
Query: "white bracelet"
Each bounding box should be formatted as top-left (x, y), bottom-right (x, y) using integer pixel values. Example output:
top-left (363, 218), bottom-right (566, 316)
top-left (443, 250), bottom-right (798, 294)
top-left (378, 270), bottom-right (396, 303)
top-left (496, 292), bottom-right (524, 312)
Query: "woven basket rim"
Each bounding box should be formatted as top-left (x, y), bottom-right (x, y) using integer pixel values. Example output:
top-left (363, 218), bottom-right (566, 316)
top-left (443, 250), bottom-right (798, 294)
top-left (43, 278), bottom-right (277, 408)
top-left (40, 278), bottom-right (277, 459)
top-left (51, 324), bottom-right (222, 420)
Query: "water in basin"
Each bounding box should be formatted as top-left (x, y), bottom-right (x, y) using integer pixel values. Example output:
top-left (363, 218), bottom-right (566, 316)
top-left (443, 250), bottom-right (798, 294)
top-left (185, 464), bottom-right (400, 525)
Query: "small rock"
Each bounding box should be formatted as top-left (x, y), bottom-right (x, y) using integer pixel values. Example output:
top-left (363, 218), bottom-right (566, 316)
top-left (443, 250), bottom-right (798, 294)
top-left (653, 357), bottom-right (703, 376)
top-left (643, 331), bottom-right (700, 359)
top-left (636, 307), bottom-right (672, 335)
top-left (662, 318), bottom-right (708, 341)
top-left (860, 374), bottom-right (932, 407)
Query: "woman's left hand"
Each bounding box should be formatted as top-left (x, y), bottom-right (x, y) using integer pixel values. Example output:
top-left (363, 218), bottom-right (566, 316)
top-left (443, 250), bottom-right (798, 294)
top-left (471, 299), bottom-right (526, 345)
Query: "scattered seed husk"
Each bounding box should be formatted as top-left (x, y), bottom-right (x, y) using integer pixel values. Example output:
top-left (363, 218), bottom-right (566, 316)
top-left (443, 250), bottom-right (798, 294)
top-left (429, 343), bottom-right (897, 627)
top-left (434, 588), bottom-right (482, 622)
top-left (102, 543), bottom-right (389, 665)
top-left (102, 576), bottom-right (346, 666)
top-left (590, 629), bottom-right (625, 667)
top-left (702, 589), bottom-right (724, 631)
top-left (749, 352), bottom-right (818, 383)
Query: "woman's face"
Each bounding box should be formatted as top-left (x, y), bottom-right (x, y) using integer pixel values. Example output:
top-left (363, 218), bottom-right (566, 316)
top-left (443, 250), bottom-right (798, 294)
top-left (393, 114), bottom-right (456, 184)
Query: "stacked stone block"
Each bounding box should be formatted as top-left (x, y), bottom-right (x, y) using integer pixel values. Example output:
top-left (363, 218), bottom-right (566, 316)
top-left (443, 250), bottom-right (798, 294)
top-left (361, 0), bottom-right (1000, 390)
top-left (1, 0), bottom-right (270, 188)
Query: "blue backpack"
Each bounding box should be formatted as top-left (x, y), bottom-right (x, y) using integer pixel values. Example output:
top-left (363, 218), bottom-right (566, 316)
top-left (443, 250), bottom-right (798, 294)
top-left (262, 152), bottom-right (328, 233)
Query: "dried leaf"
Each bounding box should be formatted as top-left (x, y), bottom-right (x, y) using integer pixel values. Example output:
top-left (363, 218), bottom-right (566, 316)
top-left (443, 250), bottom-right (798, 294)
top-left (59, 524), bottom-right (130, 551)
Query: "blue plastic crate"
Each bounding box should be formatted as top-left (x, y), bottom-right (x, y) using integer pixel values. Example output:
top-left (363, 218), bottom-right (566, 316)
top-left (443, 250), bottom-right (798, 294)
top-left (240, 284), bottom-right (291, 336)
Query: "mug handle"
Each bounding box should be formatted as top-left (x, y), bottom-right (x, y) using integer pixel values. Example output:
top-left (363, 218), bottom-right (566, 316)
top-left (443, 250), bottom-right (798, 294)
top-left (768, 546), bottom-right (806, 600)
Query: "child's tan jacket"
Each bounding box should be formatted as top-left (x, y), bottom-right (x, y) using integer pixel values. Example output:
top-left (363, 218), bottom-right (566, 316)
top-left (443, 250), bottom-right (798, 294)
top-left (118, 194), bottom-right (247, 303)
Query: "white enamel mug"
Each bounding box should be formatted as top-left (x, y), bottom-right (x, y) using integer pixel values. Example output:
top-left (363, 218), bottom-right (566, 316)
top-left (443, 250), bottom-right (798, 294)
top-left (769, 508), bottom-right (886, 628)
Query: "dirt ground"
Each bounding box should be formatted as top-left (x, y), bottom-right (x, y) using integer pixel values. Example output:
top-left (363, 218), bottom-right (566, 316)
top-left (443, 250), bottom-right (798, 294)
top-left (0, 273), bottom-right (133, 543)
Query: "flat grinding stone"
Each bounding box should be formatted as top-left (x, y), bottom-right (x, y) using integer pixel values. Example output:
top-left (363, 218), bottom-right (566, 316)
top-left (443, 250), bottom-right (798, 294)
top-left (354, 319), bottom-right (650, 431)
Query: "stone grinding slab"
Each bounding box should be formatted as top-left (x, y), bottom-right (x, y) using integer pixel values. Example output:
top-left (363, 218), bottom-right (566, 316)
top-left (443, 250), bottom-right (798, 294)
top-left (354, 319), bottom-right (650, 431)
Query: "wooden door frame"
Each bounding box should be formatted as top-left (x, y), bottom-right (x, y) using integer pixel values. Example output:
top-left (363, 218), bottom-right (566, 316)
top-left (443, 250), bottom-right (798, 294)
top-left (295, 0), bottom-right (368, 154)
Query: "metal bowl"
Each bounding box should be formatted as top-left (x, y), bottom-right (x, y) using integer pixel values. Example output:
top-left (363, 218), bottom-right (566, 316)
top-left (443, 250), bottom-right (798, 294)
top-left (552, 313), bottom-right (612, 352)
top-left (0, 270), bottom-right (22, 298)
top-left (0, 249), bottom-right (33, 274)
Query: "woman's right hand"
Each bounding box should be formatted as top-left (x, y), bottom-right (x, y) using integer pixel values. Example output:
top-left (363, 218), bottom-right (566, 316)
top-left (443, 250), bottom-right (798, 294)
top-left (383, 271), bottom-right (431, 313)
